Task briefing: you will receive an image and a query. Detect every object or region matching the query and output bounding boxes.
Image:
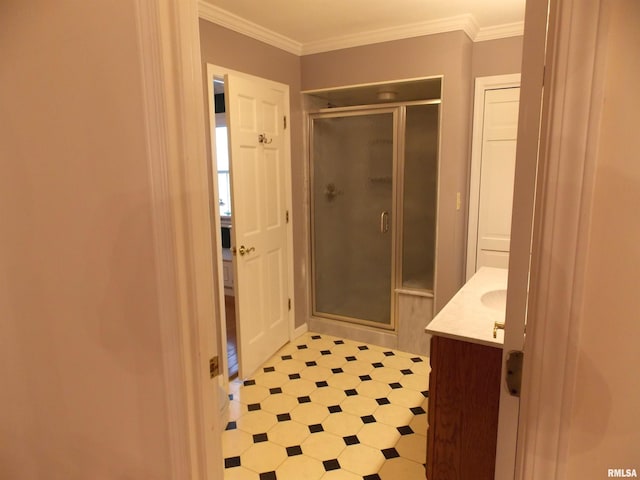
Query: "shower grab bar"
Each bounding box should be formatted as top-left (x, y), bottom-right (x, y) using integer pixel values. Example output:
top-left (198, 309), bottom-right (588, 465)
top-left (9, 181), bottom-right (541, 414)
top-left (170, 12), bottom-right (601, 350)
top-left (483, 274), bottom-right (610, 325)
top-left (380, 211), bottom-right (389, 233)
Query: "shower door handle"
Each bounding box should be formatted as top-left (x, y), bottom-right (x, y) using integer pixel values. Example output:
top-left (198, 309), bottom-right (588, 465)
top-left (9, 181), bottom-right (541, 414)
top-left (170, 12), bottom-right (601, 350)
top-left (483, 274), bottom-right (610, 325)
top-left (380, 211), bottom-right (389, 233)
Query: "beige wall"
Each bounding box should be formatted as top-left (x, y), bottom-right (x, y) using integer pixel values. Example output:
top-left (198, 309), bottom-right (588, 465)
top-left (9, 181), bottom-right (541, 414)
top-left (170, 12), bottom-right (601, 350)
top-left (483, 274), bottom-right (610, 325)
top-left (566, 0), bottom-right (640, 474)
top-left (302, 32), bottom-right (524, 311)
top-left (0, 1), bottom-right (172, 478)
top-left (198, 21), bottom-right (523, 324)
top-left (471, 36), bottom-right (524, 79)
top-left (303, 33), bottom-right (473, 312)
top-left (198, 20), bottom-right (308, 328)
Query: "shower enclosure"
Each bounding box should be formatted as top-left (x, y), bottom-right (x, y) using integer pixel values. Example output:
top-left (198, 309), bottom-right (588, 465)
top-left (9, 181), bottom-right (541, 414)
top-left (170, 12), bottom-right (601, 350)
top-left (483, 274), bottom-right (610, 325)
top-left (310, 101), bottom-right (440, 330)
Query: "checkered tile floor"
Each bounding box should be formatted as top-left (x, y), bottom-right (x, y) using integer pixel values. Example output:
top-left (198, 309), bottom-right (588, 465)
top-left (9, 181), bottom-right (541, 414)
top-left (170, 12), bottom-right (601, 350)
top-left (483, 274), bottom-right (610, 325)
top-left (223, 332), bottom-right (430, 479)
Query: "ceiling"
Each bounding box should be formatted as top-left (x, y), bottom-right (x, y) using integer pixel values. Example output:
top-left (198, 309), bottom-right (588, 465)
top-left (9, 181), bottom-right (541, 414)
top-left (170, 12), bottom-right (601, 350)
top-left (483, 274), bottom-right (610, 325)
top-left (199, 0), bottom-right (526, 55)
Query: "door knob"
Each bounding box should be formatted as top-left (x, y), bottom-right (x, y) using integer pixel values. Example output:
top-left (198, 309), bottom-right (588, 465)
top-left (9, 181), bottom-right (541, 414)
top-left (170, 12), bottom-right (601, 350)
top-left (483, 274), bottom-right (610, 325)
top-left (238, 245), bottom-right (255, 256)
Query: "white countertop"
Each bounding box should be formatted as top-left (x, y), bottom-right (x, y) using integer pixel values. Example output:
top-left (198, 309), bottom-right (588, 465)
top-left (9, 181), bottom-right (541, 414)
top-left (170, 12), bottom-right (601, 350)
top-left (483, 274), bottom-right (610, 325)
top-left (425, 267), bottom-right (508, 348)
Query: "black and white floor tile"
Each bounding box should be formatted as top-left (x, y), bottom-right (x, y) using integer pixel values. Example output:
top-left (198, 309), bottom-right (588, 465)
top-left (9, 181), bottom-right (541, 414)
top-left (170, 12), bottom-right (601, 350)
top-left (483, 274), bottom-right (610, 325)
top-left (223, 332), bottom-right (430, 480)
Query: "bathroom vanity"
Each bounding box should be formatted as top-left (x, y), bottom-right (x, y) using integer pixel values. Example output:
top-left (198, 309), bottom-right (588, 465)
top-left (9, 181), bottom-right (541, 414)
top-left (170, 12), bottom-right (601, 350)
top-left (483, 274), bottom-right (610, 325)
top-left (424, 267), bottom-right (507, 480)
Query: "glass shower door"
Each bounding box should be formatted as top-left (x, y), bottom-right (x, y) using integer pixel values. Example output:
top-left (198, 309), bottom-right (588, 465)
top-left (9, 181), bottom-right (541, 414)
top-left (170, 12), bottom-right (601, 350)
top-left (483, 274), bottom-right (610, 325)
top-left (311, 110), bottom-right (396, 327)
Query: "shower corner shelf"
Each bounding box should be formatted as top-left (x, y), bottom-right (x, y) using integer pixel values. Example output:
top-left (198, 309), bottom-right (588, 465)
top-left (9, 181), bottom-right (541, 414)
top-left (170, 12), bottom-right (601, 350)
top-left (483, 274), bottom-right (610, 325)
top-left (395, 288), bottom-right (434, 299)
top-left (368, 176), bottom-right (393, 184)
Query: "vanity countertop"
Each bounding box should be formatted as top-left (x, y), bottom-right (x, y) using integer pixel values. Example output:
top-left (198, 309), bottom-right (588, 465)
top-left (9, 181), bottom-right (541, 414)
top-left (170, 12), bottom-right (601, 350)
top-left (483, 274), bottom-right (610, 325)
top-left (425, 267), bottom-right (507, 348)
top-left (222, 248), bottom-right (233, 262)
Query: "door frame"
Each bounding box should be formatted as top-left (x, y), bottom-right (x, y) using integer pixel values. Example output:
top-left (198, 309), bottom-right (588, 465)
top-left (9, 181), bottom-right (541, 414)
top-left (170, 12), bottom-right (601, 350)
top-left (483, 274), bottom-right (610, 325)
top-left (205, 63), bottom-right (296, 383)
top-left (308, 106), bottom-right (400, 331)
top-left (466, 73), bottom-right (521, 281)
top-left (513, 0), bottom-right (610, 478)
top-left (135, 0), bottom-right (223, 478)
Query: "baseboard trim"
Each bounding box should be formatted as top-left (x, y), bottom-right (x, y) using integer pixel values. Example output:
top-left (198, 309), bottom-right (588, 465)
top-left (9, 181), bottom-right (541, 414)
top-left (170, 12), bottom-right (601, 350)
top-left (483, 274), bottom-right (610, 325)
top-left (308, 316), bottom-right (398, 349)
top-left (293, 323), bottom-right (309, 339)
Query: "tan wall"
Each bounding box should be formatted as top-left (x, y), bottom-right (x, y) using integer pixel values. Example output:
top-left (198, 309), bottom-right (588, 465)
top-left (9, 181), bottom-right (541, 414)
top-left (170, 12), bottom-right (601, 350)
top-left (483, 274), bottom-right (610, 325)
top-left (0, 1), bottom-right (172, 478)
top-left (304, 35), bottom-right (521, 353)
top-left (302, 34), bottom-right (522, 316)
top-left (198, 20), bottom-right (523, 325)
top-left (302, 32), bottom-right (473, 311)
top-left (198, 20), bottom-right (308, 328)
top-left (566, 0), bottom-right (640, 474)
top-left (471, 36), bottom-right (524, 79)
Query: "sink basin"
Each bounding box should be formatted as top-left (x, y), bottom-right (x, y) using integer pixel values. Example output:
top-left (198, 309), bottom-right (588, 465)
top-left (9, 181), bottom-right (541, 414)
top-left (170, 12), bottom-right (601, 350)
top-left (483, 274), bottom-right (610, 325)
top-left (480, 289), bottom-right (507, 311)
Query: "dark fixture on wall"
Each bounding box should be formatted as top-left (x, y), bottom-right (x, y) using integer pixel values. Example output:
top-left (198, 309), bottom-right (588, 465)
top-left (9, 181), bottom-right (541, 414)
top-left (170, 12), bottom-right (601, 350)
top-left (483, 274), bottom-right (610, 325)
top-left (221, 226), bottom-right (231, 248)
top-left (215, 93), bottom-right (225, 113)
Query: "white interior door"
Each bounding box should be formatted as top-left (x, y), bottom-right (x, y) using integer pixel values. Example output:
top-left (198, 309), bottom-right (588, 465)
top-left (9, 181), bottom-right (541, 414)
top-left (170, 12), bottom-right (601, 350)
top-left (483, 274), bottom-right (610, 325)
top-left (226, 73), bottom-right (290, 377)
top-left (475, 87), bottom-right (520, 271)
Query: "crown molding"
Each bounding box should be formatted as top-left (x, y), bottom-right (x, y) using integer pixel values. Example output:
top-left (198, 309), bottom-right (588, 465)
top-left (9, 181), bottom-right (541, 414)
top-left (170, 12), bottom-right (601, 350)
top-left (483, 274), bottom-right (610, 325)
top-left (198, 1), bottom-right (303, 55)
top-left (301, 14), bottom-right (479, 55)
top-left (198, 1), bottom-right (523, 56)
top-left (475, 21), bottom-right (525, 42)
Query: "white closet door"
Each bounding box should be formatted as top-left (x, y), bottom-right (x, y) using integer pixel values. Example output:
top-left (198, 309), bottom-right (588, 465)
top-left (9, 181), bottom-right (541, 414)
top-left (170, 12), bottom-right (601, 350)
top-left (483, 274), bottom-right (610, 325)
top-left (476, 87), bottom-right (520, 271)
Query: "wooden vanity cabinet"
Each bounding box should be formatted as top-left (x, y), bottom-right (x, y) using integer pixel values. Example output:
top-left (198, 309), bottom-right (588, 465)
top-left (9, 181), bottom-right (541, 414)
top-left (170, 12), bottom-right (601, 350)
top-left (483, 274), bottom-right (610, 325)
top-left (426, 335), bottom-right (502, 480)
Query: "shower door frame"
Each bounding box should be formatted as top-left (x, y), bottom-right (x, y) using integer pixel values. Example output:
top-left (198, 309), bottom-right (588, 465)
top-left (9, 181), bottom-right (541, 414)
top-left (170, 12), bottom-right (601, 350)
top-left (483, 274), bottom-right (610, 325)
top-left (308, 100), bottom-right (441, 331)
top-left (307, 104), bottom-right (402, 331)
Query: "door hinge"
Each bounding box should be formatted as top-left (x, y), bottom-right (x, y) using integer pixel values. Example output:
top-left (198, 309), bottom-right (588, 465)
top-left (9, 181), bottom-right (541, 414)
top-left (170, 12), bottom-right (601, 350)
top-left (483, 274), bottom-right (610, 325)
top-left (505, 350), bottom-right (524, 397)
top-left (285, 210), bottom-right (289, 223)
top-left (288, 298), bottom-right (291, 311)
top-left (209, 356), bottom-right (220, 378)
top-left (283, 115), bottom-right (287, 129)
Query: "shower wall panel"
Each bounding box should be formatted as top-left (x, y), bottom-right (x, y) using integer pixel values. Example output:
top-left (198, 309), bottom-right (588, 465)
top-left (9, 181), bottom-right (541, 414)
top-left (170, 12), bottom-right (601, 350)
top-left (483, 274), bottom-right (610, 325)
top-left (401, 104), bottom-right (439, 291)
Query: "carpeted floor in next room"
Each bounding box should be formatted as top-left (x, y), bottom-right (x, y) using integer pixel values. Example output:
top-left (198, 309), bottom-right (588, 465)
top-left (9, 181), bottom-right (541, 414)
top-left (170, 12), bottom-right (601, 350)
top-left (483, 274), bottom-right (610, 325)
top-left (222, 332), bottom-right (430, 480)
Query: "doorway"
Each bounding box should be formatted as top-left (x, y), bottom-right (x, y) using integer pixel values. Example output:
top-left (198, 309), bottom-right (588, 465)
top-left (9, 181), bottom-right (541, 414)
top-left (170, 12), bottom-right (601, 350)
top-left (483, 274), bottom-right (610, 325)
top-left (206, 65), bottom-right (296, 381)
top-left (210, 77), bottom-right (238, 378)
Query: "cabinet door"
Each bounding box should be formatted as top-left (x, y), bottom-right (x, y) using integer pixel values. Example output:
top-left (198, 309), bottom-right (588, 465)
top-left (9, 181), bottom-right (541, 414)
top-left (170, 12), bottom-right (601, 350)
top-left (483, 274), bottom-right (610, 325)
top-left (426, 336), bottom-right (502, 480)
